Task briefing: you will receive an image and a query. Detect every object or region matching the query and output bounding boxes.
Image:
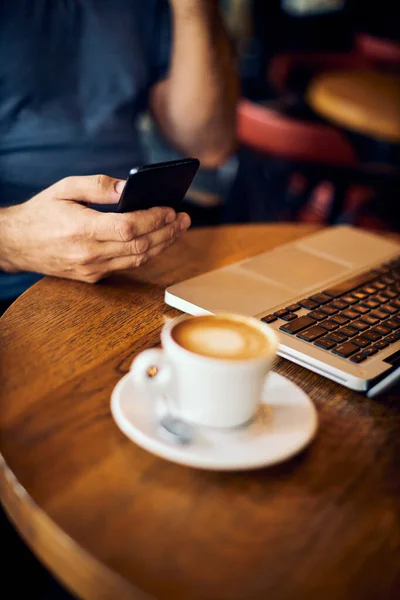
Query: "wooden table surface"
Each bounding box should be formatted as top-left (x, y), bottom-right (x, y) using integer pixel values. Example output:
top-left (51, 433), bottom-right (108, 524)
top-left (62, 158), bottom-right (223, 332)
top-left (1, 224), bottom-right (400, 600)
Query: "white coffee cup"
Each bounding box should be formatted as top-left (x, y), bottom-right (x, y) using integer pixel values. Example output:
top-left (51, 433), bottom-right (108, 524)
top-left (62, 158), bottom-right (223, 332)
top-left (129, 313), bottom-right (278, 429)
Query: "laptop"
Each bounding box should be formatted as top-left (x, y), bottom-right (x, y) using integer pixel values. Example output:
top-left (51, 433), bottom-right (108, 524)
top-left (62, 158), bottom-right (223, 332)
top-left (165, 226), bottom-right (400, 397)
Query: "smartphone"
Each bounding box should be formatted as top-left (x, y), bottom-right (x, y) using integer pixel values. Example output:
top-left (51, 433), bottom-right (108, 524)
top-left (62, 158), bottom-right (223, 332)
top-left (116, 158), bottom-right (200, 213)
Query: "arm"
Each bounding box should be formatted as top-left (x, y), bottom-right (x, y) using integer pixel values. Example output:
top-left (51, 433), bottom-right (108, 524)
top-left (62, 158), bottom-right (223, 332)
top-left (150, 0), bottom-right (239, 168)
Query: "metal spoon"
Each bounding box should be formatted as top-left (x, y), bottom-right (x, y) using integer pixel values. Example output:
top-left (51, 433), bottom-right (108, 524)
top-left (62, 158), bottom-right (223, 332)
top-left (159, 414), bottom-right (194, 445)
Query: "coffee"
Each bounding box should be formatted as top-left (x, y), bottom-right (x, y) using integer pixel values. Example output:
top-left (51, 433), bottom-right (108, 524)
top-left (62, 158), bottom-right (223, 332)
top-left (171, 315), bottom-right (272, 360)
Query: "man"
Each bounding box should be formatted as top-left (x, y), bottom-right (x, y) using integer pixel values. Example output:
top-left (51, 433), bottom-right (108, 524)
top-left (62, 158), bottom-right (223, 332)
top-left (0, 0), bottom-right (238, 310)
top-left (0, 1), bottom-right (238, 596)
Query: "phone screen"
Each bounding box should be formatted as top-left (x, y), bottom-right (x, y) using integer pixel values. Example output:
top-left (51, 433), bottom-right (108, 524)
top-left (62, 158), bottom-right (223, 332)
top-left (117, 158), bottom-right (200, 213)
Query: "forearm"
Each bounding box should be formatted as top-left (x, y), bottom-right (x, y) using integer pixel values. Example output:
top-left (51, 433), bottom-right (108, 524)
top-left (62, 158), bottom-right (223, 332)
top-left (150, 0), bottom-right (239, 167)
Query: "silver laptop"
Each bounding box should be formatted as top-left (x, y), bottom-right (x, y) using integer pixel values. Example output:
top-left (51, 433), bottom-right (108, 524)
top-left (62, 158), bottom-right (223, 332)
top-left (165, 226), bottom-right (400, 397)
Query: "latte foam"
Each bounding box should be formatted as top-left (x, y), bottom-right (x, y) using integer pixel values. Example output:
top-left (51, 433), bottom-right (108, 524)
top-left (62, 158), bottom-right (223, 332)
top-left (171, 315), bottom-right (272, 360)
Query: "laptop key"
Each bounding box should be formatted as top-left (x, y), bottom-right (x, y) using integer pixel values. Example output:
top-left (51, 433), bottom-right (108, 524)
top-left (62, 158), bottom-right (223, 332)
top-left (331, 314), bottom-right (350, 325)
top-left (361, 330), bottom-right (381, 342)
top-left (374, 340), bottom-right (389, 350)
top-left (297, 326), bottom-right (326, 342)
top-left (299, 298), bottom-right (319, 310)
top-left (350, 352), bottom-right (367, 364)
top-left (383, 319), bottom-right (400, 331)
top-left (370, 309), bottom-right (389, 320)
top-left (361, 285), bottom-right (378, 295)
top-left (339, 325), bottom-right (358, 337)
top-left (371, 294), bottom-right (388, 304)
top-left (381, 289), bottom-right (397, 299)
top-left (332, 342), bottom-right (358, 358)
top-left (330, 299), bottom-right (349, 310)
top-left (309, 293), bottom-right (331, 305)
top-left (352, 336), bottom-right (371, 348)
top-left (326, 331), bottom-right (348, 343)
top-left (359, 314), bottom-right (380, 326)
top-left (362, 299), bottom-right (380, 309)
top-left (381, 304), bottom-right (397, 315)
top-left (308, 310), bottom-right (327, 321)
top-left (319, 319), bottom-right (338, 332)
top-left (352, 304), bottom-right (370, 315)
top-left (279, 316), bottom-right (315, 334)
top-left (280, 313), bottom-right (298, 322)
top-left (342, 295), bottom-right (358, 305)
top-left (274, 309), bottom-right (290, 318)
top-left (342, 309), bottom-right (359, 320)
top-left (362, 347), bottom-right (378, 357)
top-left (374, 281), bottom-right (387, 290)
top-left (286, 303), bottom-right (301, 312)
top-left (372, 325), bottom-right (391, 336)
top-left (319, 305), bottom-right (338, 316)
top-left (352, 320), bottom-right (369, 332)
top-left (351, 291), bottom-right (368, 300)
top-left (386, 300), bottom-right (399, 311)
top-left (385, 333), bottom-right (400, 344)
top-left (262, 314), bottom-right (277, 324)
top-left (314, 337), bottom-right (337, 350)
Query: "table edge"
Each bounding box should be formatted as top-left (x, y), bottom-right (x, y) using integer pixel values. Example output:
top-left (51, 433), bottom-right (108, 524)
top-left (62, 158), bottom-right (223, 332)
top-left (0, 455), bottom-right (155, 600)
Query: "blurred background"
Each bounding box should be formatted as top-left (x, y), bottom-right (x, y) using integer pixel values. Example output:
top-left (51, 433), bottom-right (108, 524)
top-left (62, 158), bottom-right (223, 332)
top-left (142, 0), bottom-right (400, 231)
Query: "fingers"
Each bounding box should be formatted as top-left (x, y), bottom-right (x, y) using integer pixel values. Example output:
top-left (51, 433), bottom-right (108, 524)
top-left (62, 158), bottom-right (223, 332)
top-left (97, 213), bottom-right (191, 259)
top-left (143, 213), bottom-right (190, 248)
top-left (99, 228), bottom-right (184, 276)
top-left (82, 212), bottom-right (190, 281)
top-left (91, 206), bottom-right (184, 242)
top-left (144, 231), bottom-right (185, 261)
top-left (54, 174), bottom-right (126, 205)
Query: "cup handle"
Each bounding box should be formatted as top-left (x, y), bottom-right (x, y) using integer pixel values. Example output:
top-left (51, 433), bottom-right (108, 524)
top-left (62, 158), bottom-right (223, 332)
top-left (129, 349), bottom-right (172, 397)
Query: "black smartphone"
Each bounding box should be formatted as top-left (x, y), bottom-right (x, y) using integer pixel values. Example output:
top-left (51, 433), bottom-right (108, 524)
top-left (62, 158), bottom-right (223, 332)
top-left (116, 158), bottom-right (200, 213)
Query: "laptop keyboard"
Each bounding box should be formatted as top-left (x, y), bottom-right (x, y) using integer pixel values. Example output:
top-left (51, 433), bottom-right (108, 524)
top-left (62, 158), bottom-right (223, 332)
top-left (262, 256), bottom-right (400, 364)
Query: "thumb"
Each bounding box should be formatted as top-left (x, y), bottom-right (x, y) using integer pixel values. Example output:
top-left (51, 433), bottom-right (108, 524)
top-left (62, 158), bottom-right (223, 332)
top-left (53, 174), bottom-right (125, 205)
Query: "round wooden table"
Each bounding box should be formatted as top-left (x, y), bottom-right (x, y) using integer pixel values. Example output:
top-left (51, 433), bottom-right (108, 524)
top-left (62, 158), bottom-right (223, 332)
top-left (1, 224), bottom-right (400, 600)
top-left (307, 69), bottom-right (400, 143)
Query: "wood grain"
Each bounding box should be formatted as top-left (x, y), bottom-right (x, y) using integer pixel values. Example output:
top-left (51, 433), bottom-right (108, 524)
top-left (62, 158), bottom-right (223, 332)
top-left (1, 224), bottom-right (400, 600)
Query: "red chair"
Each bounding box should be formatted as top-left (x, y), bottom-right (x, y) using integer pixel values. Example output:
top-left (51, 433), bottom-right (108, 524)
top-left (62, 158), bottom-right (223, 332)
top-left (355, 33), bottom-right (400, 68)
top-left (237, 99), bottom-right (357, 167)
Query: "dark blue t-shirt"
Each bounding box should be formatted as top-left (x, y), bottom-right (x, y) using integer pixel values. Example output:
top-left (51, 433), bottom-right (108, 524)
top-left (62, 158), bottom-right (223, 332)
top-left (0, 0), bottom-right (171, 299)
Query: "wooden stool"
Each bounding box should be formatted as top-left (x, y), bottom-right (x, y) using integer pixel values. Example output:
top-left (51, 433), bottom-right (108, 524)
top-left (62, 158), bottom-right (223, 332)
top-left (307, 69), bottom-right (400, 143)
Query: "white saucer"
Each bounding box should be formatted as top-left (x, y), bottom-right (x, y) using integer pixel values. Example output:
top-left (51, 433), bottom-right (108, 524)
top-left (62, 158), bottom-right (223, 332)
top-left (111, 372), bottom-right (318, 471)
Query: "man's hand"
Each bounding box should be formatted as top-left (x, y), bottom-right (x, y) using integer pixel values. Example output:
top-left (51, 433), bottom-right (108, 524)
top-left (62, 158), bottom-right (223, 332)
top-left (0, 175), bottom-right (190, 283)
